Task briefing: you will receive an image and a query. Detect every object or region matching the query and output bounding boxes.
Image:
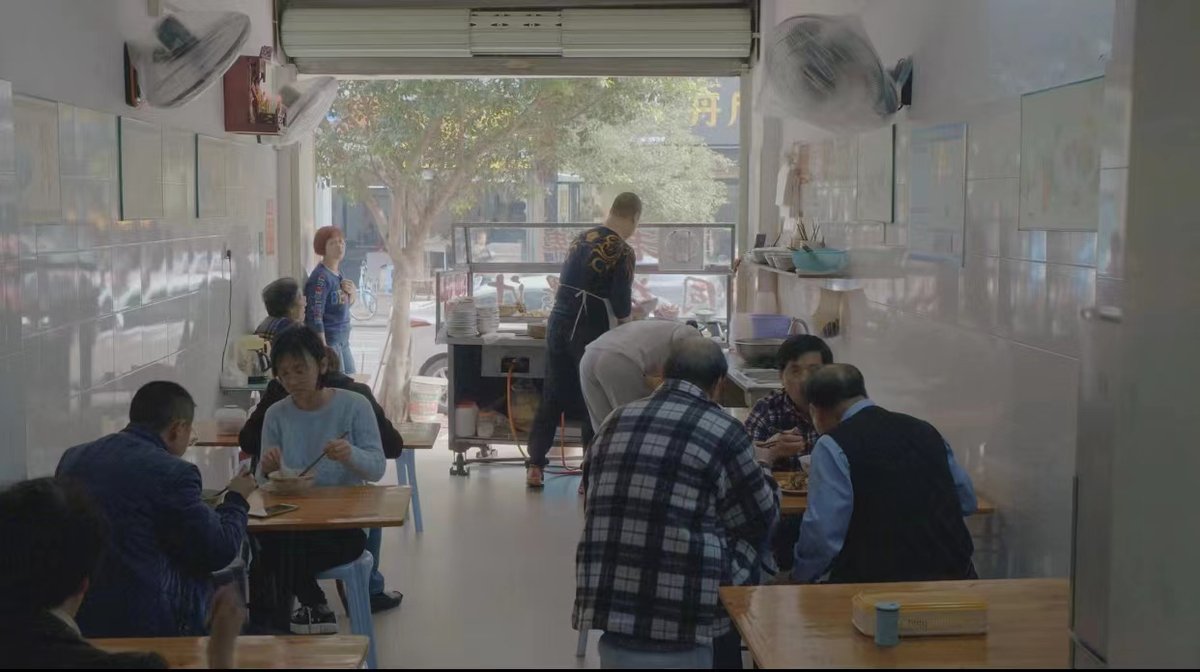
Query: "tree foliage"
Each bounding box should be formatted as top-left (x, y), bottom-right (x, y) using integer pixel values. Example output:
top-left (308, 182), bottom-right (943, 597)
top-left (314, 77), bottom-right (732, 417)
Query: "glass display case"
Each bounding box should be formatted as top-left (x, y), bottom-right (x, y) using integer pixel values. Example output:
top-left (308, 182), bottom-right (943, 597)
top-left (434, 222), bottom-right (736, 475)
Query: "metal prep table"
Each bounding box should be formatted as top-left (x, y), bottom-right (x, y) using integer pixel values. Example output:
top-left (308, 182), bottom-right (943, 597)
top-left (436, 222), bottom-right (736, 476)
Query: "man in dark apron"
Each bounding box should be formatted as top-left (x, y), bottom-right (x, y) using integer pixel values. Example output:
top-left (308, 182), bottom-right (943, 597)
top-left (526, 193), bottom-right (641, 488)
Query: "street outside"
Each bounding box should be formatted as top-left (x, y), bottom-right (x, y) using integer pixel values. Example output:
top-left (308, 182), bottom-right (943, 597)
top-left (345, 295), bottom-right (442, 391)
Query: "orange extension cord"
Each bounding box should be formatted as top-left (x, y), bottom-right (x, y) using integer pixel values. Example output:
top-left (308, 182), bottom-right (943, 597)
top-left (506, 365), bottom-right (582, 476)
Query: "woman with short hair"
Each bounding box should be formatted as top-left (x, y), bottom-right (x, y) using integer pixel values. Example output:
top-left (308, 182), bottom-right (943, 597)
top-left (305, 226), bottom-right (357, 373)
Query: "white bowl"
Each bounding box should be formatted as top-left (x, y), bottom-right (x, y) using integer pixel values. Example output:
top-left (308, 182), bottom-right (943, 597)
top-left (267, 470), bottom-right (317, 496)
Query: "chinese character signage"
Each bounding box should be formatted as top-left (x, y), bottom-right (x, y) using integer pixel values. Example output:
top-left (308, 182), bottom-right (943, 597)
top-left (690, 77), bottom-right (740, 147)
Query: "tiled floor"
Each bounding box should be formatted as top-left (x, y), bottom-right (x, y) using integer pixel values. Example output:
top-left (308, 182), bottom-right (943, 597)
top-left (340, 442), bottom-right (599, 668)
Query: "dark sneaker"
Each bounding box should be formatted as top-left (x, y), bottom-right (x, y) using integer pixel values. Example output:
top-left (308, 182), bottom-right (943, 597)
top-left (370, 590), bottom-right (404, 613)
top-left (290, 604), bottom-right (339, 635)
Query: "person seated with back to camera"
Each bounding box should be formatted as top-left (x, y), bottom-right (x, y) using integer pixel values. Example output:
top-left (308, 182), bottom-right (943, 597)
top-left (0, 477), bottom-right (246, 669)
top-left (249, 326), bottom-right (386, 635)
top-left (792, 364), bottom-right (978, 584)
top-left (240, 327), bottom-right (404, 614)
top-left (55, 381), bottom-right (255, 639)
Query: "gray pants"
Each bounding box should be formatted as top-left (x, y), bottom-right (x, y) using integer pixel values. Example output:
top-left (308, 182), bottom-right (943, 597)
top-left (579, 348), bottom-right (649, 431)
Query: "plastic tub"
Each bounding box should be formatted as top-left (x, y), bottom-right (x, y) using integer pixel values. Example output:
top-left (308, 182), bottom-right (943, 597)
top-left (792, 248), bottom-right (849, 276)
top-left (749, 314), bottom-right (795, 339)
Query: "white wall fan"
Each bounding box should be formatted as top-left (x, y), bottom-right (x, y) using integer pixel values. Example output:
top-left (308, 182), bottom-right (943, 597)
top-left (762, 14), bottom-right (912, 132)
top-left (257, 76), bottom-right (339, 147)
top-left (124, 11), bottom-right (251, 108)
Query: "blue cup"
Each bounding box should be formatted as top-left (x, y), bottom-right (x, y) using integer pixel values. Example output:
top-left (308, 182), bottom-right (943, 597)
top-left (875, 601), bottom-right (900, 647)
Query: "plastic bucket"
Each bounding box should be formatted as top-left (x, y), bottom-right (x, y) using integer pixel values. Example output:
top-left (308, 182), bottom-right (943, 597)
top-left (749, 314), bottom-right (794, 339)
top-left (409, 375), bottom-right (447, 423)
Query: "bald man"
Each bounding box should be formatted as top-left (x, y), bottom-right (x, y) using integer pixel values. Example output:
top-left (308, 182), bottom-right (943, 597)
top-left (794, 364), bottom-right (977, 584)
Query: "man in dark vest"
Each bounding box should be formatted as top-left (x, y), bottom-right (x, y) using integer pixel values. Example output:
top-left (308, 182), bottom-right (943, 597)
top-left (792, 364), bottom-right (977, 583)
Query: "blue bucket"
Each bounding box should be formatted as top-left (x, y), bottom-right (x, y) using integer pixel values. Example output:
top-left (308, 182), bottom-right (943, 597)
top-left (792, 248), bottom-right (848, 275)
top-left (749, 314), bottom-right (794, 339)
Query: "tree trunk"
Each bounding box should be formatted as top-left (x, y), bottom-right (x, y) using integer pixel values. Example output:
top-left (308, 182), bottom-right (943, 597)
top-left (377, 245), bottom-right (425, 422)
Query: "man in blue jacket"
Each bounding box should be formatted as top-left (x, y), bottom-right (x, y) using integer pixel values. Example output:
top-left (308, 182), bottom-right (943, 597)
top-left (56, 381), bottom-right (256, 638)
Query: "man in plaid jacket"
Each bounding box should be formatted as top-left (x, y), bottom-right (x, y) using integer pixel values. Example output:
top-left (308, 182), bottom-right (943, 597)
top-left (574, 338), bottom-right (779, 668)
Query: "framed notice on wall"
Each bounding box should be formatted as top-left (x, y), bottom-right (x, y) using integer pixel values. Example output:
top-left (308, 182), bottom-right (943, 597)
top-left (265, 198), bottom-right (276, 256)
top-left (196, 135), bottom-right (227, 218)
top-left (857, 124), bottom-right (894, 223)
top-left (908, 122), bottom-right (967, 264)
top-left (118, 116), bottom-right (164, 220)
top-left (1019, 77), bottom-right (1104, 231)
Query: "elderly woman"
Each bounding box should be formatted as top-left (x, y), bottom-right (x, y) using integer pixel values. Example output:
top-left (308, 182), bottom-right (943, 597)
top-left (255, 277), bottom-right (305, 343)
top-left (305, 226), bottom-right (357, 373)
top-left (249, 326), bottom-right (384, 634)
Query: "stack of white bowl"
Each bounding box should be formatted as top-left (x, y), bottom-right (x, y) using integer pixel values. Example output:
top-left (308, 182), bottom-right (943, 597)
top-left (447, 299), bottom-right (479, 337)
top-left (476, 305), bottom-right (500, 335)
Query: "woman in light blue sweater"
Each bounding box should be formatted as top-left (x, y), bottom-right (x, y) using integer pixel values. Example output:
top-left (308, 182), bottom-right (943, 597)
top-left (250, 326), bottom-right (385, 635)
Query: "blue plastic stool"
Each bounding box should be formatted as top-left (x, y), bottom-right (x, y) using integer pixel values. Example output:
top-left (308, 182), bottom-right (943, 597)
top-left (395, 450), bottom-right (423, 532)
top-left (316, 551), bottom-right (377, 669)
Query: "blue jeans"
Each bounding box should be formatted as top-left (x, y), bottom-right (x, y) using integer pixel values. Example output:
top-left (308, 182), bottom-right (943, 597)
top-left (597, 633), bottom-right (713, 669)
top-left (366, 527), bottom-right (385, 594)
top-left (328, 335), bottom-right (356, 374)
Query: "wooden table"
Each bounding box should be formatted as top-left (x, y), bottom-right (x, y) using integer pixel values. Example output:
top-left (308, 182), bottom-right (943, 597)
top-left (192, 420), bottom-right (242, 448)
top-left (720, 578), bottom-right (1069, 668)
top-left (780, 492), bottom-right (996, 518)
top-left (397, 421), bottom-right (441, 449)
top-left (92, 635), bottom-right (368, 669)
top-left (247, 485), bottom-right (411, 533)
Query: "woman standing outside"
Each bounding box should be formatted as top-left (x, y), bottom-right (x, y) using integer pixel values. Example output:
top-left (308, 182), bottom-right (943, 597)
top-left (305, 226), bottom-right (357, 373)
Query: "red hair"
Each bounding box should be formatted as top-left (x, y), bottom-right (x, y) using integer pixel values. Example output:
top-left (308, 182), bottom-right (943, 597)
top-left (313, 226), bottom-right (345, 256)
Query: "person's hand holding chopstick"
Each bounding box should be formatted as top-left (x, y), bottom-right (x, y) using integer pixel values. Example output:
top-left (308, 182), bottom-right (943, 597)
top-left (760, 428), bottom-right (807, 463)
top-left (323, 431), bottom-right (354, 464)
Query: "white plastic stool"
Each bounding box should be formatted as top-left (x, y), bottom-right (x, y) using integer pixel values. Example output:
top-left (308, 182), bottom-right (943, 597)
top-left (316, 551), bottom-right (377, 669)
top-left (395, 450), bottom-right (423, 532)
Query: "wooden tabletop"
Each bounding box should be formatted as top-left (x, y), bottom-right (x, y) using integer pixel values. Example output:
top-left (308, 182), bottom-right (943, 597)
top-left (92, 635), bottom-right (368, 669)
top-left (398, 421), bottom-right (441, 449)
top-left (720, 578), bottom-right (1068, 669)
top-left (247, 485), bottom-right (411, 533)
top-left (781, 492), bottom-right (996, 518)
top-left (192, 420), bottom-right (242, 448)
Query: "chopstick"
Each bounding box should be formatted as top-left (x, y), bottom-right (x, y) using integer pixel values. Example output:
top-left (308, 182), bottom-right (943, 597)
top-left (299, 431), bottom-right (349, 477)
top-left (209, 463), bottom-right (254, 499)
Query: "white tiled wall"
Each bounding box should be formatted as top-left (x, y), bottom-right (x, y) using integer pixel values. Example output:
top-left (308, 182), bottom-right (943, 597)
top-left (0, 88), bottom-right (277, 482)
top-left (757, 0), bottom-right (1116, 578)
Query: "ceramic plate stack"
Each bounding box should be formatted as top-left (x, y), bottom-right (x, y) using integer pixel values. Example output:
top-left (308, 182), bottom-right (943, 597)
top-left (447, 299), bottom-right (479, 337)
top-left (476, 305), bottom-right (500, 335)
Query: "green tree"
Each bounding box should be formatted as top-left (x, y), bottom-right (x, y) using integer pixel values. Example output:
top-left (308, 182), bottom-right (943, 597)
top-left (316, 77), bottom-right (731, 418)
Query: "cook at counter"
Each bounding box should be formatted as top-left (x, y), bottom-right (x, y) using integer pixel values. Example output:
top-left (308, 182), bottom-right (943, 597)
top-left (525, 193), bottom-right (641, 490)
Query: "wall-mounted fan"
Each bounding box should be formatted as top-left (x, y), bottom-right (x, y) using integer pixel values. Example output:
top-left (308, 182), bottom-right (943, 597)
top-left (763, 14), bottom-right (912, 132)
top-left (258, 76), bottom-right (339, 146)
top-left (124, 11), bottom-right (251, 108)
